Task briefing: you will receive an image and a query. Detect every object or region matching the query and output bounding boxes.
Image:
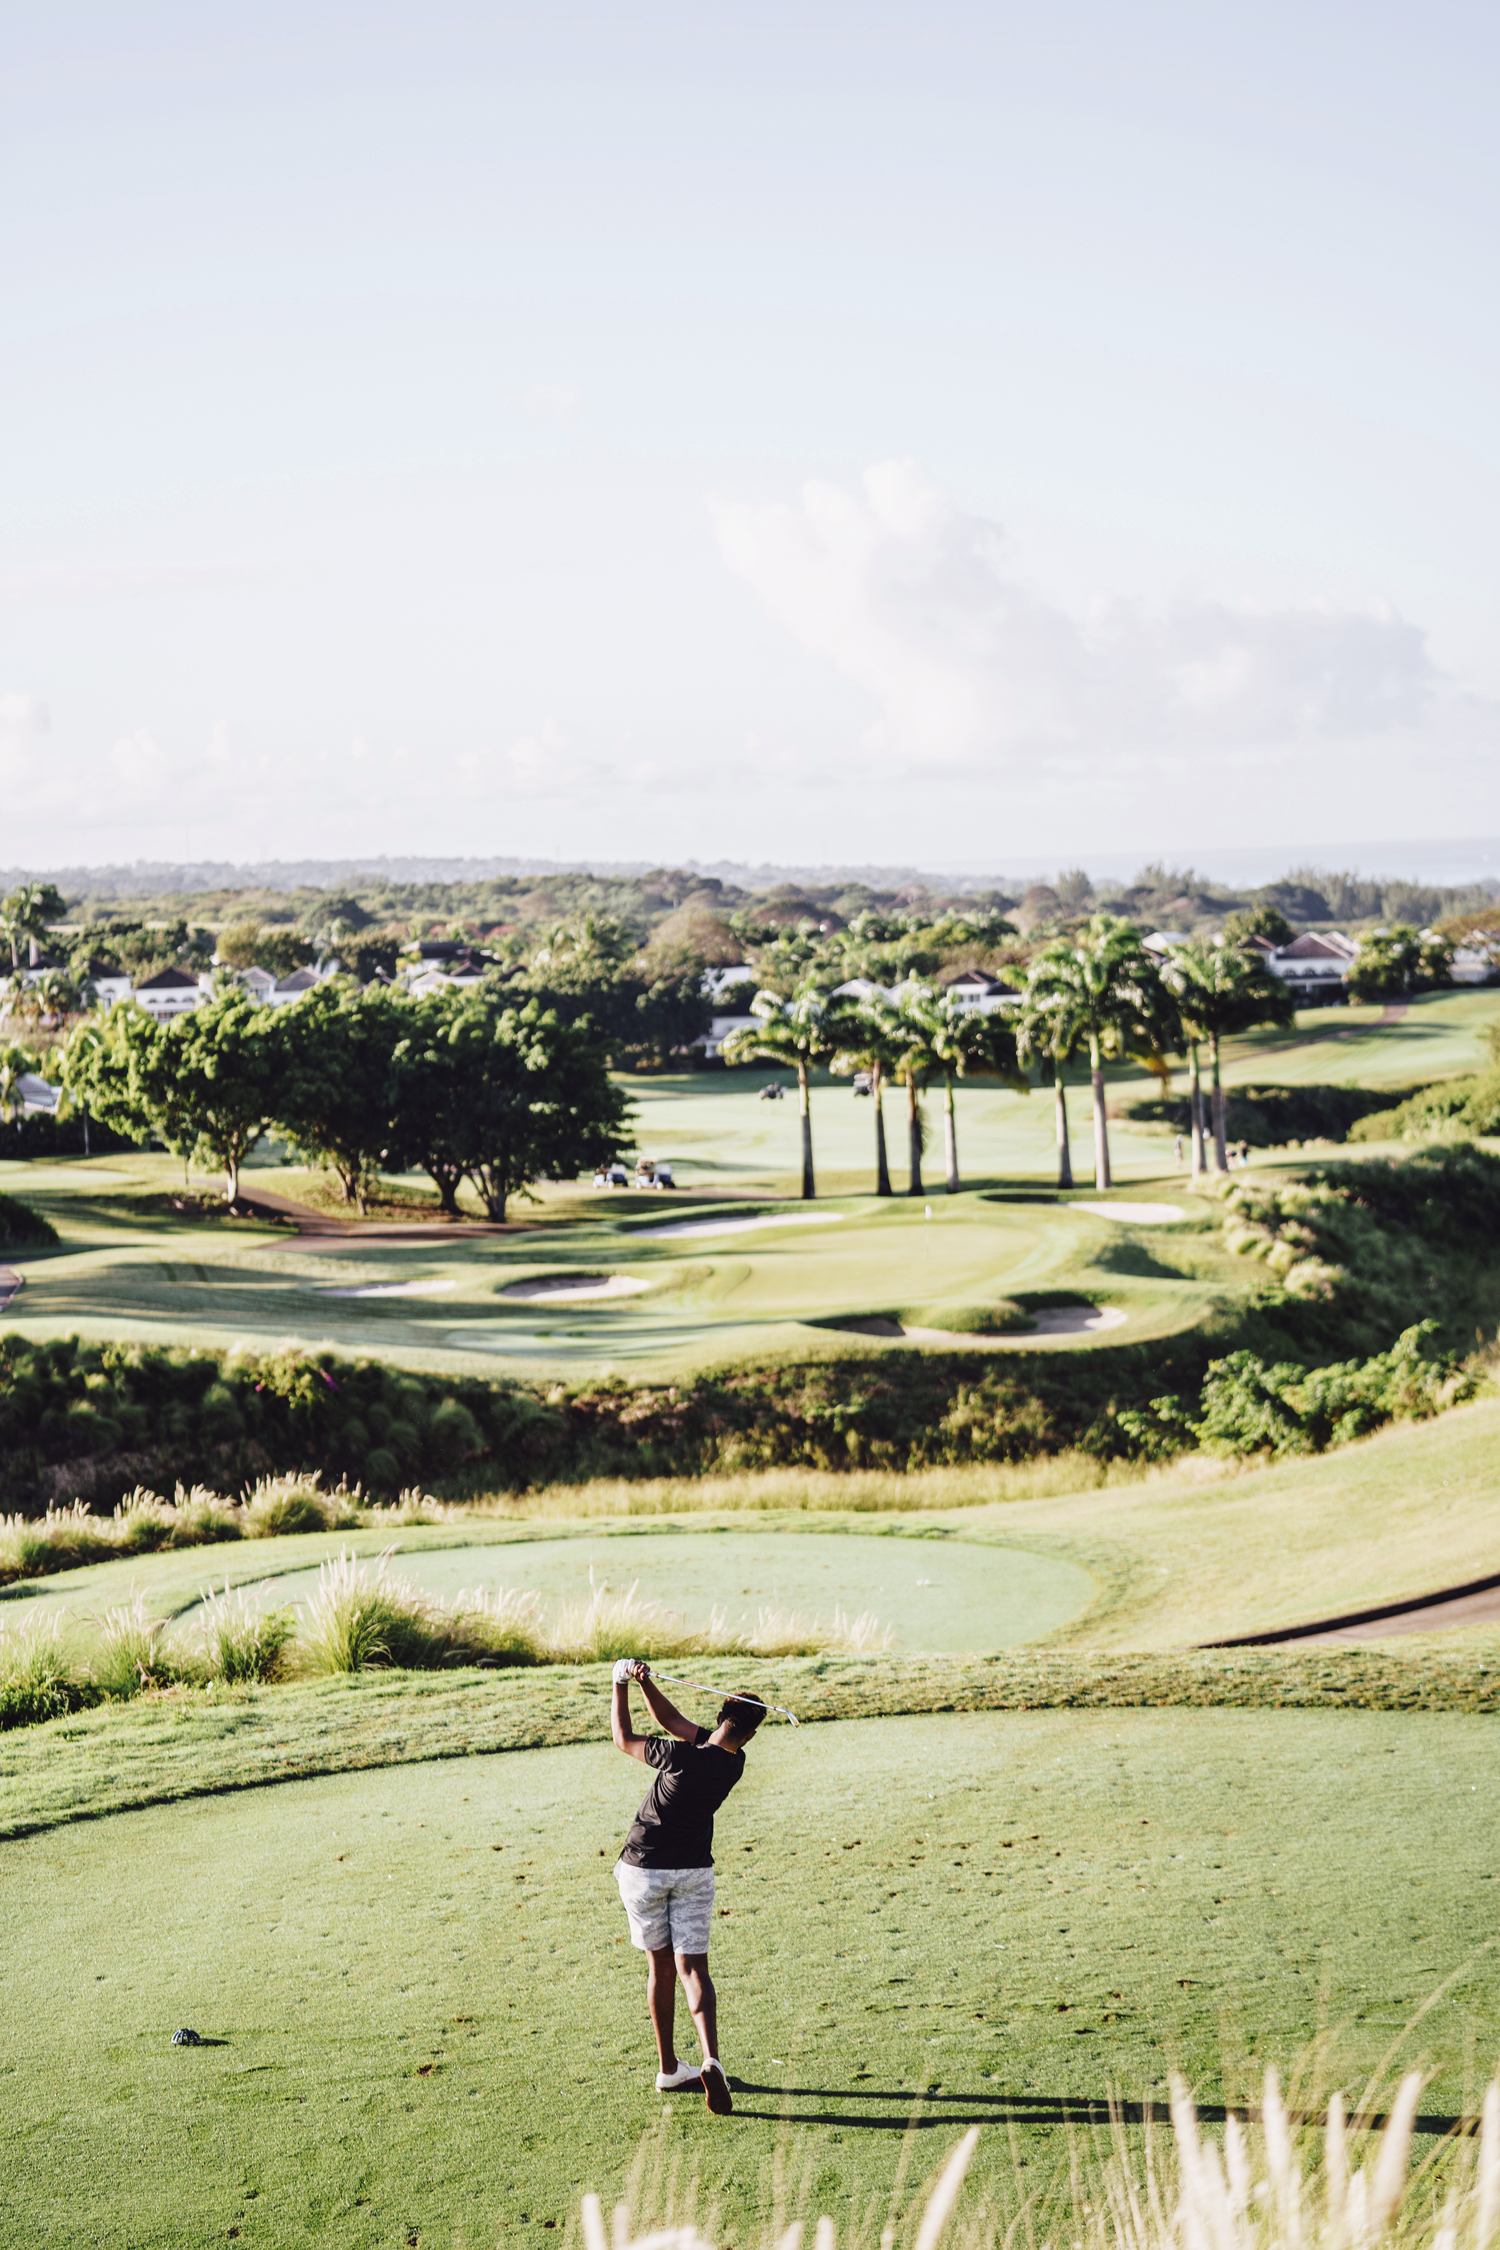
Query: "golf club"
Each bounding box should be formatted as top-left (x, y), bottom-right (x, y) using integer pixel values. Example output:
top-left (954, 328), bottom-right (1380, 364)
top-left (632, 1662), bottom-right (801, 1725)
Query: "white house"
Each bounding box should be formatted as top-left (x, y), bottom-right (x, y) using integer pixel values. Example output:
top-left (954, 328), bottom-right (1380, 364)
top-left (15, 1071), bottom-right (60, 1115)
top-left (81, 958), bottom-right (134, 1010)
top-left (1451, 938), bottom-right (1498, 986)
top-left (134, 967), bottom-right (207, 1019)
top-left (405, 947), bottom-right (492, 997)
top-left (692, 1007), bottom-right (761, 1061)
top-left (267, 967), bottom-right (322, 1006)
top-left (1263, 931), bottom-right (1358, 1004)
top-left (701, 963), bottom-right (758, 1002)
top-left (940, 970), bottom-right (1019, 1014)
top-left (233, 965), bottom-right (278, 1002)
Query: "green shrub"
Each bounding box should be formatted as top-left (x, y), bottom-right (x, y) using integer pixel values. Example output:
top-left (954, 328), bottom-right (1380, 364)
top-left (898, 1300), bottom-right (1033, 1334)
top-left (1347, 1064), bottom-right (1500, 1143)
top-left (1125, 1083), bottom-right (1406, 1146)
top-left (1193, 1321), bottom-right (1475, 1459)
top-left (0, 1191), bottom-right (58, 1247)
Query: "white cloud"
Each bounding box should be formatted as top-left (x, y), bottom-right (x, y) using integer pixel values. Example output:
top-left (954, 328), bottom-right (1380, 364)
top-left (0, 693), bottom-right (49, 787)
top-left (108, 727), bottom-right (173, 795)
top-left (711, 460), bottom-right (1455, 777)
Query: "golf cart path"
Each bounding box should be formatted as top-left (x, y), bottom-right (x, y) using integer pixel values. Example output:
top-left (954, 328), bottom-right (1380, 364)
top-left (1211, 1567), bottom-right (1500, 1646)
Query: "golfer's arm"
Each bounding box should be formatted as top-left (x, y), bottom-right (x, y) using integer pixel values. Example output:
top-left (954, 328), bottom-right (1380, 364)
top-left (638, 1675), bottom-right (698, 1743)
top-left (611, 1681), bottom-right (651, 1761)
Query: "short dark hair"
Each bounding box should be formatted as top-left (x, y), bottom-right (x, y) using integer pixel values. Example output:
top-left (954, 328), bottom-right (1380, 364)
top-left (717, 1693), bottom-right (767, 1739)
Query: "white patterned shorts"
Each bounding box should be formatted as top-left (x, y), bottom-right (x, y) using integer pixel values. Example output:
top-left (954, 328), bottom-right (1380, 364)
top-left (614, 1863), bottom-right (716, 1954)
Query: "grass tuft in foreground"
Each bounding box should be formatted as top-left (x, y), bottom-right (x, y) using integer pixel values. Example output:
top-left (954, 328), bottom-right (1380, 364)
top-left (589, 2068), bottom-right (1498, 2250)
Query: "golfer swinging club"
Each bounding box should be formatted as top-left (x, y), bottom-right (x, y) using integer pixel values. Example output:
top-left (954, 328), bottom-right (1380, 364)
top-left (610, 1657), bottom-right (765, 2116)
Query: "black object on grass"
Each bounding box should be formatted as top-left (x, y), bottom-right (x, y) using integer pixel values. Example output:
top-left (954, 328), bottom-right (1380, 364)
top-left (171, 2028), bottom-right (204, 2046)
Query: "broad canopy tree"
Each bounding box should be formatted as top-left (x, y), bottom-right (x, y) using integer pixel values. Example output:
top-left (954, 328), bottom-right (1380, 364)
top-left (276, 982), bottom-right (408, 1211)
top-left (394, 989), bottom-right (630, 1220)
top-left (59, 989), bottom-right (287, 1201)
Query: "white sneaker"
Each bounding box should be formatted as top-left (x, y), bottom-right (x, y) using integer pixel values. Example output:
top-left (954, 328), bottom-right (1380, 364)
top-left (655, 2061), bottom-right (704, 2091)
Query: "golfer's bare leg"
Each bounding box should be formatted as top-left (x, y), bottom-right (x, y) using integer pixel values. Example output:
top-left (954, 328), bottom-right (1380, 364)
top-left (646, 1947), bottom-right (680, 2072)
top-left (675, 1952), bottom-right (718, 2064)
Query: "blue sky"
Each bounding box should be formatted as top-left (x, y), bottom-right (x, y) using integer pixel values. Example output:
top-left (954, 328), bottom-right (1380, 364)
top-left (2, 3), bottom-right (1496, 873)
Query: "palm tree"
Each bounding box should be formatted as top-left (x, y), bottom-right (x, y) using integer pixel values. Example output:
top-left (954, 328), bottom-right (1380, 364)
top-left (1020, 917), bottom-right (1174, 1191)
top-left (0, 1041), bottom-right (38, 1123)
top-left (887, 981), bottom-right (943, 1196)
top-left (1016, 1012), bottom-right (1077, 1188)
top-left (826, 991), bottom-right (902, 1195)
top-left (721, 984), bottom-right (832, 1199)
top-left (1159, 940), bottom-right (1295, 1173)
top-left (0, 881), bottom-right (63, 970)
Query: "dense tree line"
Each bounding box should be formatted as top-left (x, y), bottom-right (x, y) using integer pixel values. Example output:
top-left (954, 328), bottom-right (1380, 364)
top-left (59, 982), bottom-right (631, 1216)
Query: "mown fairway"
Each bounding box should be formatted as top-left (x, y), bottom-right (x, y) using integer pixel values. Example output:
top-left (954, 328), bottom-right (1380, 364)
top-left (2, 1707), bottom-right (1497, 2250)
top-left (2, 989), bottom-right (1495, 1382)
top-left (0, 1159), bottom-right (1233, 1381)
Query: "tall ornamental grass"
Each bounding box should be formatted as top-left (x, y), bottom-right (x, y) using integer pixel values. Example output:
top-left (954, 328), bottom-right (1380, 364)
top-left (187, 1582), bottom-right (296, 1684)
top-left (582, 2069), bottom-right (1500, 2250)
top-left (0, 1612), bottom-right (80, 1728)
top-left (295, 1553), bottom-right (892, 1675)
top-left (0, 1475), bottom-right (457, 1585)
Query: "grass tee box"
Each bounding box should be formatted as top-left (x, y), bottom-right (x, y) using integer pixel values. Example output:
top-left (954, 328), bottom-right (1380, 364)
top-left (1, 1705), bottom-right (1497, 2248)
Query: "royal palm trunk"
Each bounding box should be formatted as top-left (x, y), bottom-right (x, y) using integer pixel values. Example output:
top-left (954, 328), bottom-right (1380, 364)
top-left (1054, 1068), bottom-right (1073, 1190)
top-left (872, 1062), bottom-right (891, 1196)
top-left (1209, 1032), bottom-right (1229, 1173)
top-left (943, 1075), bottom-right (961, 1192)
top-left (1089, 1034), bottom-right (1111, 1191)
top-left (1187, 1041), bottom-right (1207, 1178)
top-left (906, 1074), bottom-right (923, 1195)
top-left (798, 1061), bottom-right (815, 1199)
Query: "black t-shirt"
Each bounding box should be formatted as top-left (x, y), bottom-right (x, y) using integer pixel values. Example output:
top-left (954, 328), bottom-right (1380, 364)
top-left (618, 1728), bottom-right (746, 1869)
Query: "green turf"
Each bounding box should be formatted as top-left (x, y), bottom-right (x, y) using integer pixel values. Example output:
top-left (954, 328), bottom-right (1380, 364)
top-left (4, 991), bottom-right (1496, 1383)
top-left (0, 1149), bottom-right (1236, 1381)
top-left (166, 1530), bottom-right (1097, 1655)
top-left (9, 1395), bottom-right (1500, 1667)
top-left (2, 1706), bottom-right (1497, 2249)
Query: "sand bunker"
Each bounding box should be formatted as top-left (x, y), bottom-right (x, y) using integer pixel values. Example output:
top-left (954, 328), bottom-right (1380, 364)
top-left (502, 1273), bottom-right (651, 1302)
top-left (1070, 1200), bottom-right (1185, 1224)
top-left (830, 1304), bottom-right (1127, 1349)
top-left (637, 1211), bottom-right (847, 1241)
top-left (317, 1278), bottom-right (459, 1299)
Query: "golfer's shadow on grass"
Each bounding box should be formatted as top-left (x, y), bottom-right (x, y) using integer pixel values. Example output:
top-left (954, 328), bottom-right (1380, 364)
top-left (727, 2085), bottom-right (1464, 2138)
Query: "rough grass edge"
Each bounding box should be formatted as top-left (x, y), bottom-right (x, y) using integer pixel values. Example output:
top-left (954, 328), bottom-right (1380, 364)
top-left (4, 1640), bottom-right (1499, 1841)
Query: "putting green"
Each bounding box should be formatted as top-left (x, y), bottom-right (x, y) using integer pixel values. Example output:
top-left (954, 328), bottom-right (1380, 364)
top-left (2, 1707), bottom-right (1495, 2248)
top-left (171, 1531), bottom-right (1098, 1653)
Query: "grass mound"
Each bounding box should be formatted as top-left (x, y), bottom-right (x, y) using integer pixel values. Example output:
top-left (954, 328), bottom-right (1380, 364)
top-left (897, 1299), bottom-right (1033, 1334)
top-left (0, 1190), bottom-right (57, 1247)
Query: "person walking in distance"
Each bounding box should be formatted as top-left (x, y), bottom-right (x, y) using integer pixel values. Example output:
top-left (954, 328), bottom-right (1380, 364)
top-left (610, 1658), bottom-right (764, 2115)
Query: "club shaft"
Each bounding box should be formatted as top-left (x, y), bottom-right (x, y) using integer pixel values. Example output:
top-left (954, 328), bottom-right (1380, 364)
top-left (644, 1666), bottom-right (800, 1725)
